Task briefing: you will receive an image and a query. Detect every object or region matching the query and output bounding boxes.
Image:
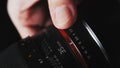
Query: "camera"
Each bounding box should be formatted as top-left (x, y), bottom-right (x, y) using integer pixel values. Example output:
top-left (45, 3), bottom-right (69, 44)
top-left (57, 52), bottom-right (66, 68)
top-left (17, 20), bottom-right (111, 68)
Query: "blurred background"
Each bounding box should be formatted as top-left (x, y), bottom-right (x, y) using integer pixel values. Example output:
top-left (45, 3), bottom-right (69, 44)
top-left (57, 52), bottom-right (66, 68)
top-left (0, 0), bottom-right (120, 67)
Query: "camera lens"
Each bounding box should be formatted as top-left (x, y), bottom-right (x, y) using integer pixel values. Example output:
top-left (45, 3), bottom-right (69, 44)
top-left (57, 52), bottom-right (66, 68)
top-left (19, 20), bottom-right (111, 68)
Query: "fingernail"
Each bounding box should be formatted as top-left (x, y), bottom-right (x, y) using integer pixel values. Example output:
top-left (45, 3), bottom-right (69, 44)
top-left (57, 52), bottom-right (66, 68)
top-left (53, 5), bottom-right (73, 29)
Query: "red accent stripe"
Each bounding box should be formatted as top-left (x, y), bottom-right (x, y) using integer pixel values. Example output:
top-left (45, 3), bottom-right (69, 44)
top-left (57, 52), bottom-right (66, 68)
top-left (58, 29), bottom-right (88, 68)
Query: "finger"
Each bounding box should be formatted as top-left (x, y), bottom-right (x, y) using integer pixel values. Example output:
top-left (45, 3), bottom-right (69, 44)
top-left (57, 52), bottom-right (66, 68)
top-left (48, 0), bottom-right (77, 29)
top-left (7, 0), bottom-right (50, 38)
top-left (20, 0), bottom-right (40, 11)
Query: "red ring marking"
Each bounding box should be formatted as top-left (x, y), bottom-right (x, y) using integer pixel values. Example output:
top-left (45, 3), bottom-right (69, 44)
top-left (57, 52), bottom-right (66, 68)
top-left (58, 29), bottom-right (88, 68)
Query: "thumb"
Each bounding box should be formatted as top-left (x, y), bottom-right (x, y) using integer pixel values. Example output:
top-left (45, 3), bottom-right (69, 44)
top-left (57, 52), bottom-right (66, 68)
top-left (48, 0), bottom-right (77, 29)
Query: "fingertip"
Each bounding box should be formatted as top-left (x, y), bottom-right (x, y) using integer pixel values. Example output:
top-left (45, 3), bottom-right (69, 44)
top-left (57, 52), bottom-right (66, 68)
top-left (48, 0), bottom-right (77, 29)
top-left (54, 5), bottom-right (76, 29)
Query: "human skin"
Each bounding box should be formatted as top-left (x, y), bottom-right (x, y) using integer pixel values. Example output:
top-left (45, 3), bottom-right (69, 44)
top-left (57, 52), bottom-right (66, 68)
top-left (7, 0), bottom-right (79, 38)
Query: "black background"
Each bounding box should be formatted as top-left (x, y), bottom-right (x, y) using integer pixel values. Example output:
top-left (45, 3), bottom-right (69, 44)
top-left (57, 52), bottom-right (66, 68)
top-left (0, 0), bottom-right (20, 51)
top-left (0, 0), bottom-right (120, 67)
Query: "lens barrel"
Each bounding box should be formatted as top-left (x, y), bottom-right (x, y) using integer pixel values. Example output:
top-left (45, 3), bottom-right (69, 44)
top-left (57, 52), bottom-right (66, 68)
top-left (18, 20), bottom-right (111, 68)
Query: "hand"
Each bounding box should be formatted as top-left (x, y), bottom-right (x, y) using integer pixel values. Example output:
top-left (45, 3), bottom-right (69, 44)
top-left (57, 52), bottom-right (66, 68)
top-left (7, 0), bottom-right (80, 38)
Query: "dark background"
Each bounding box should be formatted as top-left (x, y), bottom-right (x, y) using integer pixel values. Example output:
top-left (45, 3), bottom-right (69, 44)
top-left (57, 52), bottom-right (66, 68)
top-left (0, 0), bottom-right (20, 51)
top-left (0, 0), bottom-right (120, 67)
